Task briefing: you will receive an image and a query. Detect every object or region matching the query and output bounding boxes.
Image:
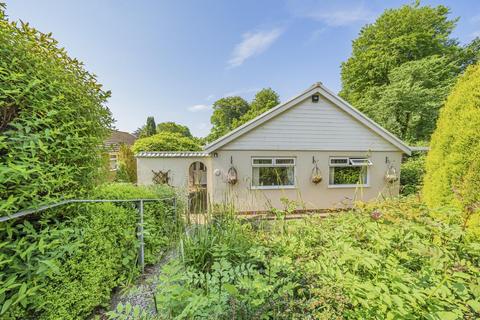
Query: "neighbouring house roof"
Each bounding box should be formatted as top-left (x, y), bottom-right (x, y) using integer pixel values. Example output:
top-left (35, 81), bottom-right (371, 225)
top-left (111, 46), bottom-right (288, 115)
top-left (105, 130), bottom-right (137, 152)
top-left (204, 82), bottom-right (412, 155)
top-left (136, 151), bottom-right (210, 158)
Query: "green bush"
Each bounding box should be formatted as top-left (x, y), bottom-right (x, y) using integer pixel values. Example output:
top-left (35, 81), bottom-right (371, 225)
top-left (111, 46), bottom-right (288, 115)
top-left (423, 62), bottom-right (480, 213)
top-left (400, 153), bottom-right (426, 195)
top-left (0, 183), bottom-right (181, 319)
top-left (155, 198), bottom-right (480, 319)
top-left (114, 144), bottom-right (137, 183)
top-left (0, 6), bottom-right (113, 215)
top-left (132, 132), bottom-right (201, 153)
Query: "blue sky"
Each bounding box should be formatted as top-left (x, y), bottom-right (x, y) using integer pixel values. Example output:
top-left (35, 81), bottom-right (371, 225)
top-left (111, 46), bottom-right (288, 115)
top-left (5, 0), bottom-right (480, 137)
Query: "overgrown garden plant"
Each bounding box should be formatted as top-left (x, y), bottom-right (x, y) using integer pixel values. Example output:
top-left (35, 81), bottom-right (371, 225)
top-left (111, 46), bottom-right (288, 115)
top-left (0, 4), bottom-right (113, 215)
top-left (423, 62), bottom-right (480, 234)
top-left (0, 183), bottom-right (180, 319)
top-left (154, 198), bottom-right (480, 319)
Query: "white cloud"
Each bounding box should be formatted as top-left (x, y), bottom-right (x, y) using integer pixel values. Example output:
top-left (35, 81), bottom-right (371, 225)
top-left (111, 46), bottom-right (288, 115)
top-left (228, 28), bottom-right (283, 68)
top-left (470, 14), bottom-right (480, 24)
top-left (307, 6), bottom-right (373, 26)
top-left (222, 88), bottom-right (259, 98)
top-left (188, 104), bottom-right (211, 112)
top-left (286, 1), bottom-right (374, 27)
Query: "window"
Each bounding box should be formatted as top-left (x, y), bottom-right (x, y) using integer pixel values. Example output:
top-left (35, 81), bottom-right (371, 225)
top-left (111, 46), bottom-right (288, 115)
top-left (252, 157), bottom-right (295, 188)
top-left (109, 154), bottom-right (118, 171)
top-left (329, 157), bottom-right (371, 187)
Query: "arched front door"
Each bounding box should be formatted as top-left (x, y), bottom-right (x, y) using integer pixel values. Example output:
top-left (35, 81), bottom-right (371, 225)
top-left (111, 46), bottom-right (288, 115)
top-left (188, 161), bottom-right (207, 213)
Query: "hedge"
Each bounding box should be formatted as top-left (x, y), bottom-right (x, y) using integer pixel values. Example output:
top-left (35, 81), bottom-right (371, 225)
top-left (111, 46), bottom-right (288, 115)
top-left (0, 183), bottom-right (181, 319)
top-left (0, 6), bottom-right (113, 215)
top-left (423, 62), bottom-right (480, 212)
top-left (132, 131), bottom-right (201, 153)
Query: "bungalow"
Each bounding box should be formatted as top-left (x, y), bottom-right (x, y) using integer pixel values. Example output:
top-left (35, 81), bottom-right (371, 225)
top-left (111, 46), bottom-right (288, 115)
top-left (136, 83), bottom-right (411, 212)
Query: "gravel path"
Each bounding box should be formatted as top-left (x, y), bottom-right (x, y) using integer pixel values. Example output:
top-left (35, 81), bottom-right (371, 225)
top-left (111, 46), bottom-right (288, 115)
top-left (108, 249), bottom-right (178, 318)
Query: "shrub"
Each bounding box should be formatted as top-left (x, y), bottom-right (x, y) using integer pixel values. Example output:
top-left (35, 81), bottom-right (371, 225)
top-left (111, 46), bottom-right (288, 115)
top-left (132, 132), bottom-right (201, 153)
top-left (115, 144), bottom-right (137, 183)
top-left (0, 183), bottom-right (181, 319)
top-left (423, 62), bottom-right (480, 214)
top-left (400, 153), bottom-right (426, 195)
top-left (0, 6), bottom-right (113, 215)
top-left (155, 198), bottom-right (480, 319)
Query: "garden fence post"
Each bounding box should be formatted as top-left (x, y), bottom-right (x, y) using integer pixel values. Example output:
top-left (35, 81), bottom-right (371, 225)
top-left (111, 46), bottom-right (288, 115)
top-left (138, 199), bottom-right (145, 272)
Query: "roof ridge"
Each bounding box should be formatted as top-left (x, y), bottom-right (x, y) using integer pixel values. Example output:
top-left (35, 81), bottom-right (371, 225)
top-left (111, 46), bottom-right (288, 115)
top-left (203, 83), bottom-right (411, 155)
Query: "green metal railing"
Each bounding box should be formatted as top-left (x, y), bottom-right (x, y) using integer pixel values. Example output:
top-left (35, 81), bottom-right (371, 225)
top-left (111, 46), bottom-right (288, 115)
top-left (0, 197), bottom-right (177, 271)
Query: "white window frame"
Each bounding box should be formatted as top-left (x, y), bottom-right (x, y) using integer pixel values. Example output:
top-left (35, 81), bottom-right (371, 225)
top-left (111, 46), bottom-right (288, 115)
top-left (328, 157), bottom-right (371, 188)
top-left (109, 153), bottom-right (118, 172)
top-left (251, 157), bottom-right (296, 189)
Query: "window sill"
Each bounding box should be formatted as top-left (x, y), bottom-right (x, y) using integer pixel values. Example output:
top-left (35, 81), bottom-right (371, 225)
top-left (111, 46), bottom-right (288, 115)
top-left (327, 184), bottom-right (370, 189)
top-left (251, 186), bottom-right (297, 190)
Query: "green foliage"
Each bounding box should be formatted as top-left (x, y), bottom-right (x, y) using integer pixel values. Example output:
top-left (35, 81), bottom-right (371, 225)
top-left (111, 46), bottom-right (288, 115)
top-left (354, 56), bottom-right (460, 142)
top-left (0, 183), bottom-right (181, 319)
top-left (208, 96), bottom-right (250, 141)
top-left (423, 63), bottom-right (480, 217)
top-left (145, 116), bottom-right (157, 137)
top-left (107, 302), bottom-right (151, 320)
top-left (232, 88), bottom-right (280, 128)
top-left (115, 144), bottom-right (137, 183)
top-left (207, 89), bottom-right (281, 142)
top-left (0, 6), bottom-right (113, 215)
top-left (340, 3), bottom-right (478, 142)
top-left (341, 3), bottom-right (458, 105)
top-left (155, 198), bottom-right (480, 319)
top-left (401, 153), bottom-right (426, 195)
top-left (157, 121), bottom-right (192, 137)
top-left (132, 132), bottom-right (201, 153)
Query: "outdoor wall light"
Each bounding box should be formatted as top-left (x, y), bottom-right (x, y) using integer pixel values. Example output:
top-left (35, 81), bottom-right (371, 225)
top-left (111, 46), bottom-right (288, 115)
top-left (312, 94), bottom-right (320, 103)
top-left (213, 152), bottom-right (218, 158)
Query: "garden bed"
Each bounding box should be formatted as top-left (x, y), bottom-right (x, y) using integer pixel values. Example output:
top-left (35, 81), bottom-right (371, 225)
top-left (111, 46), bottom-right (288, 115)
top-left (120, 197), bottom-right (480, 320)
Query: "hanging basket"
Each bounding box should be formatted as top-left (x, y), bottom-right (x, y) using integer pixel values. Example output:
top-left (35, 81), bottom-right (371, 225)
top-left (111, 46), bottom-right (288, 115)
top-left (227, 166), bottom-right (238, 185)
top-left (311, 164), bottom-right (323, 184)
top-left (384, 166), bottom-right (398, 183)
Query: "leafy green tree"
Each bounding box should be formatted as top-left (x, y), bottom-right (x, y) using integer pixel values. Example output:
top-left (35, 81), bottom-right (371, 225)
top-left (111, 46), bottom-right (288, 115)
top-left (339, 3), bottom-right (480, 142)
top-left (340, 3), bottom-right (459, 106)
top-left (0, 5), bottom-right (113, 214)
top-left (232, 88), bottom-right (280, 128)
top-left (145, 116), bottom-right (157, 137)
top-left (132, 132), bottom-right (201, 153)
top-left (157, 121), bottom-right (192, 137)
top-left (208, 96), bottom-right (250, 141)
top-left (423, 62), bottom-right (480, 214)
top-left (355, 55), bottom-right (459, 141)
top-left (133, 125), bottom-right (145, 138)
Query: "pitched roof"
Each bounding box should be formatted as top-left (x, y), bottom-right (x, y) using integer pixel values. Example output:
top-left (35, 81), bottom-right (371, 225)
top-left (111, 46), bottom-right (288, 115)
top-left (204, 82), bottom-right (411, 155)
top-left (104, 130), bottom-right (137, 152)
top-left (136, 151), bottom-right (210, 158)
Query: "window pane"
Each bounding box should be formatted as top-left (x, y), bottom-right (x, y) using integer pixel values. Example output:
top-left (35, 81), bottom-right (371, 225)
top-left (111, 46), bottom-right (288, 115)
top-left (330, 166), bottom-right (367, 185)
top-left (275, 158), bottom-right (294, 165)
top-left (349, 158), bottom-right (372, 166)
top-left (253, 158), bottom-right (272, 165)
top-left (252, 166), bottom-right (294, 186)
top-left (330, 158), bottom-right (349, 165)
